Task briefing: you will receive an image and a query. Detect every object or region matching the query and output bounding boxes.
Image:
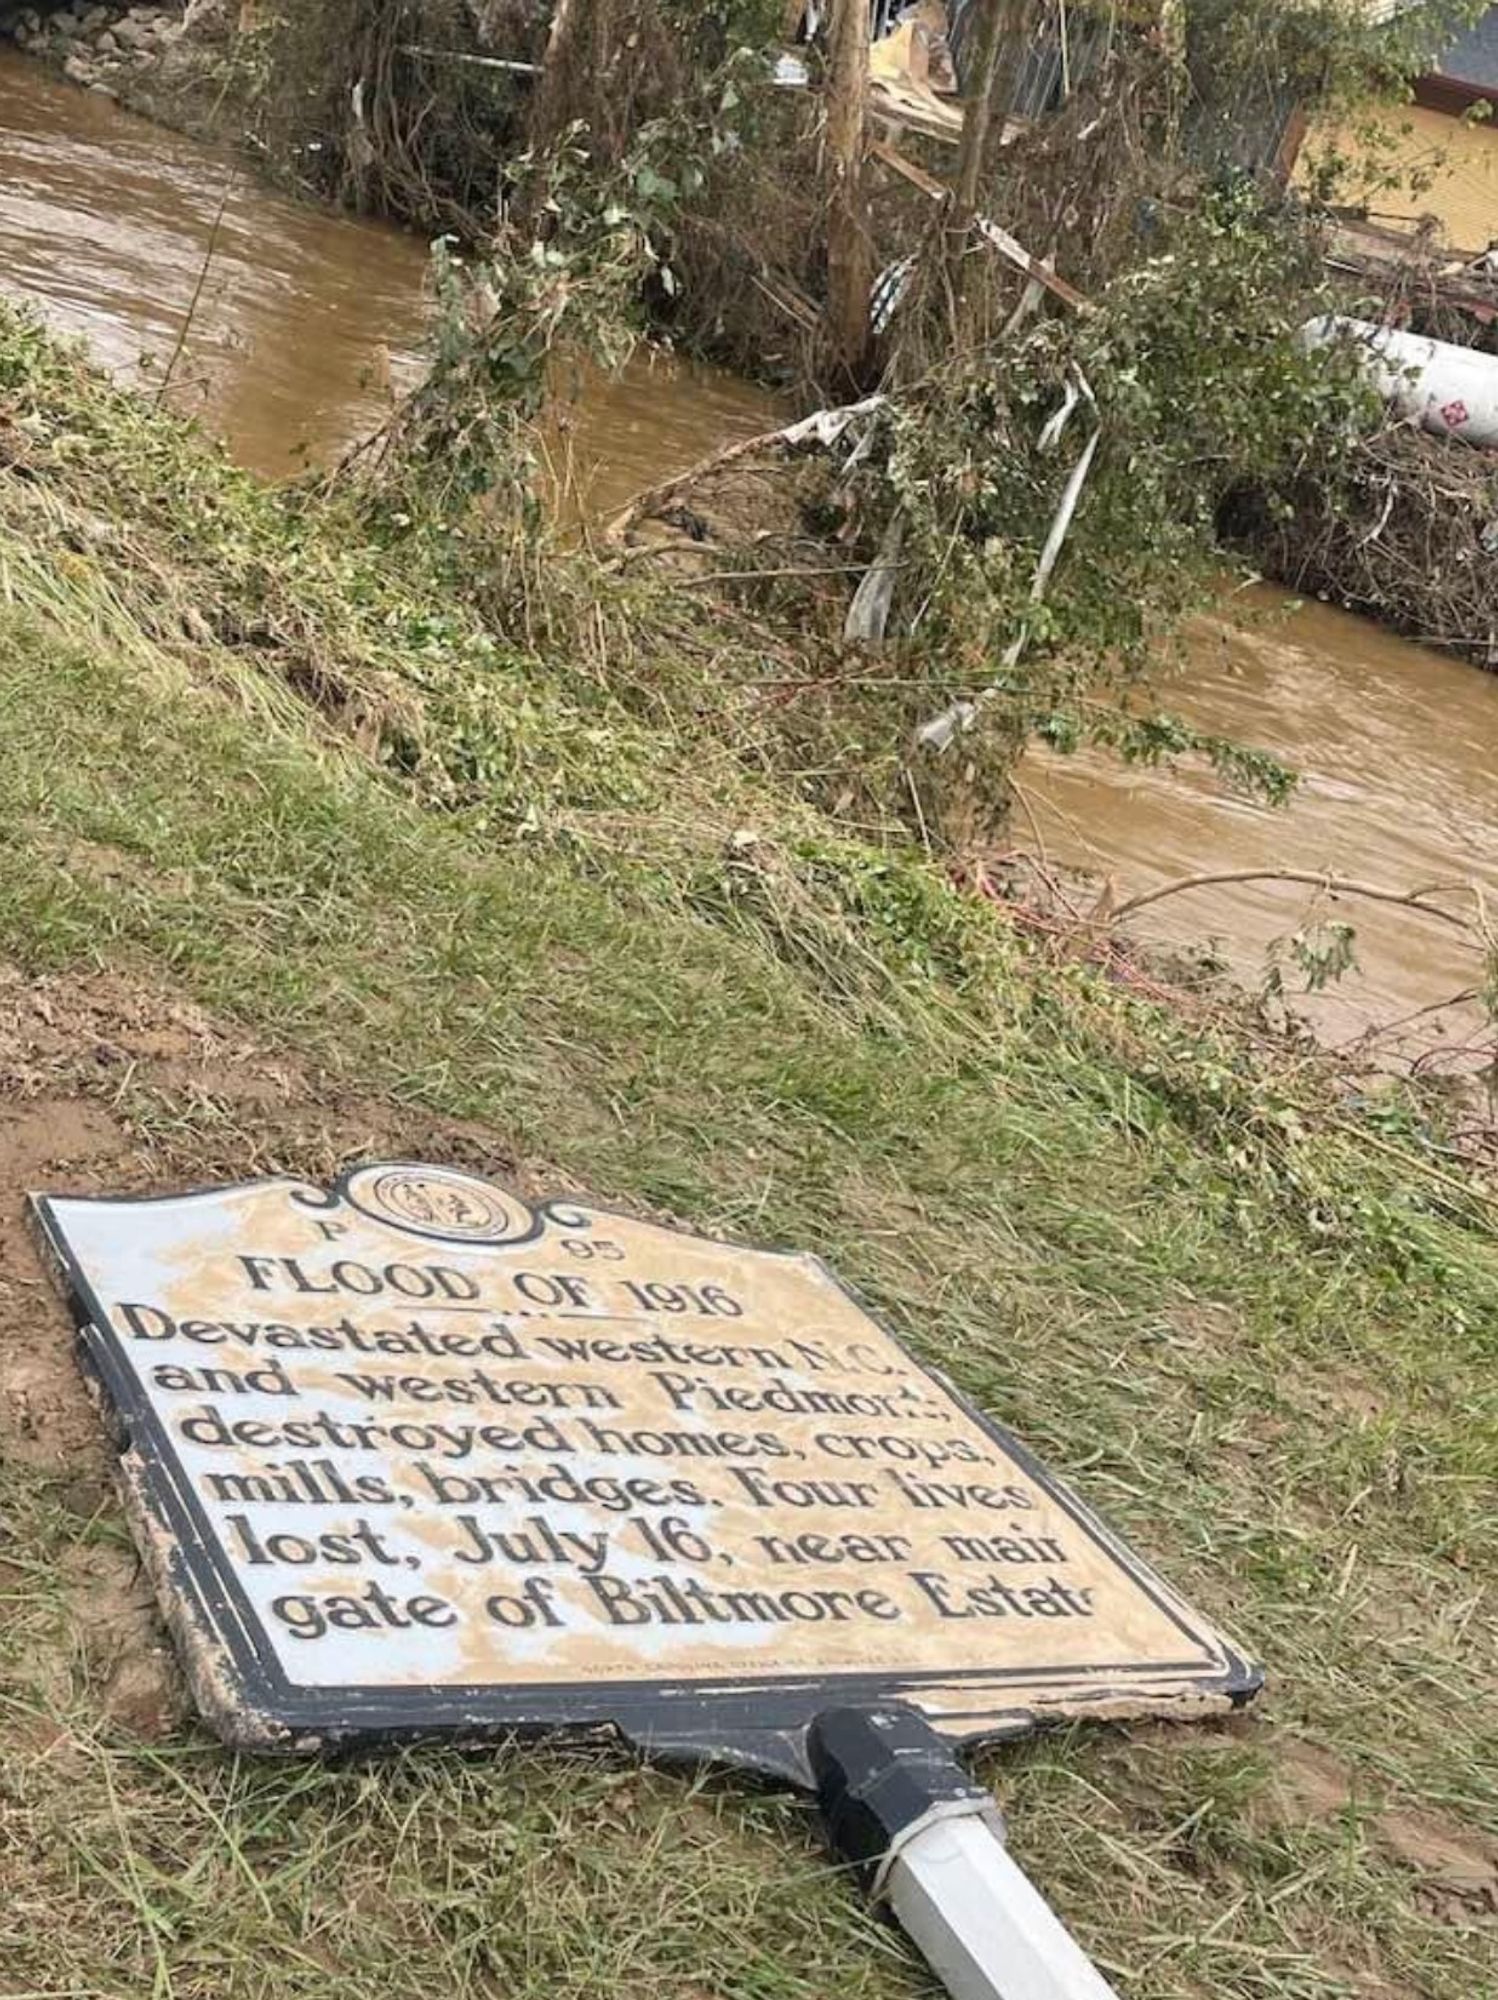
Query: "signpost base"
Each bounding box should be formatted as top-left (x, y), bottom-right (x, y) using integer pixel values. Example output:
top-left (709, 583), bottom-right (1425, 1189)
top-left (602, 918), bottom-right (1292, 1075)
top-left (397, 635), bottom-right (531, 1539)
top-left (810, 1707), bottom-right (1120, 2000)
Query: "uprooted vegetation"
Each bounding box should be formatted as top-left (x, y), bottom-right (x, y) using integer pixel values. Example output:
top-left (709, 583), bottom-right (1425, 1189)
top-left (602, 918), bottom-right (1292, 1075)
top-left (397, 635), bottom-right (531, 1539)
top-left (1225, 403), bottom-right (1498, 665)
top-left (176, 0), bottom-right (1498, 686)
top-left (18, 1), bottom-right (1498, 674)
top-left (5, 4), bottom-right (1496, 1082)
top-left (341, 133), bottom-right (1373, 850)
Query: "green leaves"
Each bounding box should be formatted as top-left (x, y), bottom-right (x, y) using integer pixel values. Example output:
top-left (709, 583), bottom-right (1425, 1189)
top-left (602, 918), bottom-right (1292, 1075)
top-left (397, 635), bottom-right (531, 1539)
top-left (859, 181), bottom-right (1371, 810)
top-left (630, 163), bottom-right (679, 207)
top-left (1266, 920), bottom-right (1360, 999)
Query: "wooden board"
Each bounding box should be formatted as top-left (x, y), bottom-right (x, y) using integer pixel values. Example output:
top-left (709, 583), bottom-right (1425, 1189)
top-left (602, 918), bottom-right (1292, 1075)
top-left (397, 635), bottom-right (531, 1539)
top-left (33, 1164), bottom-right (1260, 1782)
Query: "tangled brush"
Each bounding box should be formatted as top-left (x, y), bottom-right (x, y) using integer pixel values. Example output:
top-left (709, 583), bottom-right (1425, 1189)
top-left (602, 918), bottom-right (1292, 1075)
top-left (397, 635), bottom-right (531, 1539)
top-left (1224, 422), bottom-right (1498, 668)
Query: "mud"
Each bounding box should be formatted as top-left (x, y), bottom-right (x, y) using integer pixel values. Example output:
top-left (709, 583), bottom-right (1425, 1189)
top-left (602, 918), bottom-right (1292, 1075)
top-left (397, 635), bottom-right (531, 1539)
top-left (1268, 1736), bottom-right (1498, 1921)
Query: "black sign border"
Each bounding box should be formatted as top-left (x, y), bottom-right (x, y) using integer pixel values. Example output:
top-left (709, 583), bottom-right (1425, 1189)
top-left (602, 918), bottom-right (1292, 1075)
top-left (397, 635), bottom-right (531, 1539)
top-left (31, 1168), bottom-right (1263, 1787)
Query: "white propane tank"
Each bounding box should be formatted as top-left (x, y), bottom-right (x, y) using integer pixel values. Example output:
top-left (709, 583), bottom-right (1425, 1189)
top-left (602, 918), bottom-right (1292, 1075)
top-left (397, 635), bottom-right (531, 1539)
top-left (1301, 314), bottom-right (1498, 449)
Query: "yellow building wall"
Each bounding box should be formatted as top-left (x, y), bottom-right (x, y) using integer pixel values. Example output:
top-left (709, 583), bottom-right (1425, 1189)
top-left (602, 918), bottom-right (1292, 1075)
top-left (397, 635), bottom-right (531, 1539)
top-left (1298, 101), bottom-right (1498, 254)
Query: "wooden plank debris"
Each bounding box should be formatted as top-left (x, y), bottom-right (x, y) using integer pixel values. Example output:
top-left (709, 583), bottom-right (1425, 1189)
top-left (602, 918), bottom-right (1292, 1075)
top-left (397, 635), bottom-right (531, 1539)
top-left (868, 137), bottom-right (1092, 311)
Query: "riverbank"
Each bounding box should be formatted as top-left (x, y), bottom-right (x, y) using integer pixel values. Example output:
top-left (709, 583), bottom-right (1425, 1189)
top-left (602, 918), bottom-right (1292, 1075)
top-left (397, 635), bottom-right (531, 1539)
top-left (2, 286), bottom-right (1497, 2000)
top-left (18, 0), bottom-right (1498, 692)
top-left (4, 40), bottom-right (1498, 1080)
top-left (0, 0), bottom-right (200, 111)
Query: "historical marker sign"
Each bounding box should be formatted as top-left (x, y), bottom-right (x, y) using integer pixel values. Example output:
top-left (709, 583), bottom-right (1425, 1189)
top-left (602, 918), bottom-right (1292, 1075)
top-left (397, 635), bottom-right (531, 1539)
top-left (33, 1165), bottom-right (1259, 1780)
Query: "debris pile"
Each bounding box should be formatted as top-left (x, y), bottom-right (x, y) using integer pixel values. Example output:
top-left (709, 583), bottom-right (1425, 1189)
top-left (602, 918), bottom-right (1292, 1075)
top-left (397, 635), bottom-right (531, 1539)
top-left (1227, 421), bottom-right (1498, 668)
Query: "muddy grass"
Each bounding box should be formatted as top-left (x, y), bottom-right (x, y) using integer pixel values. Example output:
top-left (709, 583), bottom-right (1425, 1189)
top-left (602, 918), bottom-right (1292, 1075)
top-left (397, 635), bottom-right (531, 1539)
top-left (0, 964), bottom-right (508, 1737)
top-left (0, 964), bottom-right (905, 2000)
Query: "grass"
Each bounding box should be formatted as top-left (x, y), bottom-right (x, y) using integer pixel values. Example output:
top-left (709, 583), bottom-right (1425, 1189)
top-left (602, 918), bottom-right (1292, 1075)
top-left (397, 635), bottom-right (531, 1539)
top-left (0, 301), bottom-right (1495, 1999)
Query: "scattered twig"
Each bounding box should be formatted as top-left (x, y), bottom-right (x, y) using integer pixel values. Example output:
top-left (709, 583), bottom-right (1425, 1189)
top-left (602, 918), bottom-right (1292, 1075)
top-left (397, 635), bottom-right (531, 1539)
top-left (678, 560), bottom-right (907, 587)
top-left (1336, 987), bottom-right (1482, 1052)
top-left (1003, 779), bottom-right (1051, 885)
top-left (904, 763), bottom-right (932, 853)
top-left (1326, 1115), bottom-right (1498, 1217)
top-left (157, 169), bottom-right (237, 410)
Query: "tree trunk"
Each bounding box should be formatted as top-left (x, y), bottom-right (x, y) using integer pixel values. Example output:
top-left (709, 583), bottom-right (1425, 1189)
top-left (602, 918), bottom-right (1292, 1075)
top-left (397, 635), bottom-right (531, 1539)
top-left (824, 0), bottom-right (874, 387)
top-left (943, 0), bottom-right (1036, 316)
top-left (533, 0), bottom-right (613, 148)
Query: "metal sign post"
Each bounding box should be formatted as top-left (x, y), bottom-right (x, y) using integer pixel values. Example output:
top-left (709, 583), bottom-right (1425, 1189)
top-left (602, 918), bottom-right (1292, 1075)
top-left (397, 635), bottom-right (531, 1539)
top-left (31, 1163), bottom-right (1258, 1999)
top-left (812, 1706), bottom-right (1121, 2000)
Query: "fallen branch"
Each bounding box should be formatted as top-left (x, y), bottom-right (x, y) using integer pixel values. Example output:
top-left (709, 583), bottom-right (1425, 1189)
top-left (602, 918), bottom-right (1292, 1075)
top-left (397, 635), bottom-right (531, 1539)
top-left (1335, 987), bottom-right (1481, 1050)
top-left (399, 46), bottom-right (541, 73)
top-left (750, 271), bottom-right (822, 334)
top-left (1326, 1115), bottom-right (1498, 1218)
top-left (1111, 868), bottom-right (1484, 938)
top-left (680, 560), bottom-right (904, 587)
top-left (602, 395), bottom-right (886, 545)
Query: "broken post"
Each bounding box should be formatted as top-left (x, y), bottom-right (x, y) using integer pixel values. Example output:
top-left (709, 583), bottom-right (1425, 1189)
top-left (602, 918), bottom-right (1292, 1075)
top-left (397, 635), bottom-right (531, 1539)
top-left (813, 1706), bottom-right (1121, 2000)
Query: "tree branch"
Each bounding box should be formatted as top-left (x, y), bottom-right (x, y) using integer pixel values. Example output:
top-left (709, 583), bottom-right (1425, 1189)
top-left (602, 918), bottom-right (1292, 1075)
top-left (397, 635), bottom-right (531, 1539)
top-left (1111, 869), bottom-right (1484, 939)
top-left (601, 396), bottom-right (885, 546)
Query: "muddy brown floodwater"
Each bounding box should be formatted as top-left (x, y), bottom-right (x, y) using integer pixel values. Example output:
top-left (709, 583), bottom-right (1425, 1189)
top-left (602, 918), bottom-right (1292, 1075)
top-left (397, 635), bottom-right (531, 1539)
top-left (0, 48), bottom-right (776, 504)
top-left (1021, 592), bottom-right (1498, 1059)
top-left (3, 48), bottom-right (1496, 1056)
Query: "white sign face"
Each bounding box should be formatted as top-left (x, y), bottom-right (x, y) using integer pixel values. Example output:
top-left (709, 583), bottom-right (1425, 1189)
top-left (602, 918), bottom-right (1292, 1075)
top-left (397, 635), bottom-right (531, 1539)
top-left (33, 1166), bottom-right (1259, 1775)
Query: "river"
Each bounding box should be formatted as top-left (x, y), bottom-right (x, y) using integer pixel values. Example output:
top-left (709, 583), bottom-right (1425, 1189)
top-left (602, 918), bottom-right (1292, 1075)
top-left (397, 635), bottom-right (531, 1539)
top-left (3, 47), bottom-right (1496, 1062)
top-left (1020, 595), bottom-right (1498, 1060)
top-left (0, 48), bottom-right (773, 506)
